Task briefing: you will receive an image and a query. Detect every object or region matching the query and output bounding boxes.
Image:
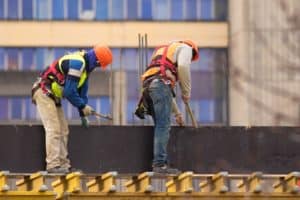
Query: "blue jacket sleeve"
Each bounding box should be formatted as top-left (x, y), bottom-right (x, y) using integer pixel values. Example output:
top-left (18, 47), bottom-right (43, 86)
top-left (63, 76), bottom-right (86, 110)
top-left (77, 80), bottom-right (89, 116)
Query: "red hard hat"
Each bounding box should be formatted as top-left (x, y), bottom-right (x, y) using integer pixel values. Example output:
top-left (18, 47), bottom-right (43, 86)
top-left (93, 44), bottom-right (113, 68)
top-left (181, 40), bottom-right (199, 61)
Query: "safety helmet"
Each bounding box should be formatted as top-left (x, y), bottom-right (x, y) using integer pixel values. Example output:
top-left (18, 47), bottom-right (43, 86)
top-left (93, 44), bottom-right (113, 68)
top-left (180, 40), bottom-right (199, 61)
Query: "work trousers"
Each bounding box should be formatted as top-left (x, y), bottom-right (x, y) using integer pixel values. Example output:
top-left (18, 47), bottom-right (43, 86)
top-left (148, 79), bottom-right (172, 167)
top-left (32, 88), bottom-right (70, 170)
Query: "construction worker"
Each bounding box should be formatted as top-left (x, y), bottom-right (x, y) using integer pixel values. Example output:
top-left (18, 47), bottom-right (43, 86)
top-left (137, 40), bottom-right (199, 174)
top-left (31, 44), bottom-right (113, 173)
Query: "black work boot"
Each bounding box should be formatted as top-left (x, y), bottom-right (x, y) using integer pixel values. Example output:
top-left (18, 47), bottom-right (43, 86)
top-left (152, 164), bottom-right (181, 175)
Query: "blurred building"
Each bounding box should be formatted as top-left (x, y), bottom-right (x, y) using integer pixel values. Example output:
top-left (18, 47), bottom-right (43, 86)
top-left (0, 0), bottom-right (229, 126)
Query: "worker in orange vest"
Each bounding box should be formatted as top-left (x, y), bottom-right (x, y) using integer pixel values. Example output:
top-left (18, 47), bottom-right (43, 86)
top-left (32, 44), bottom-right (113, 173)
top-left (136, 39), bottom-right (199, 174)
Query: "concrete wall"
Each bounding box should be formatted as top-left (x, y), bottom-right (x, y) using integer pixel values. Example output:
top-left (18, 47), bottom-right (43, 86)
top-left (229, 0), bottom-right (300, 125)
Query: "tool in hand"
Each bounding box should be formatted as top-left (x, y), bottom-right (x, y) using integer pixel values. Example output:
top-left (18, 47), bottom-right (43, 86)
top-left (91, 111), bottom-right (113, 120)
top-left (185, 102), bottom-right (198, 128)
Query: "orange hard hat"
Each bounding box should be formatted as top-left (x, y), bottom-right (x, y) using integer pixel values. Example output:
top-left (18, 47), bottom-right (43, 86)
top-left (93, 44), bottom-right (113, 68)
top-left (181, 40), bottom-right (199, 61)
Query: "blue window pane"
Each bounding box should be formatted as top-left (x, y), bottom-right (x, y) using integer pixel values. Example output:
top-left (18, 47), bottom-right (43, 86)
top-left (11, 98), bottom-right (23, 119)
top-left (0, 0), bottom-right (4, 18)
top-left (198, 49), bottom-right (215, 71)
top-left (54, 48), bottom-right (67, 59)
top-left (7, 48), bottom-right (19, 70)
top-left (111, 48), bottom-right (120, 70)
top-left (52, 0), bottom-right (64, 19)
top-left (23, 0), bottom-right (33, 19)
top-left (0, 97), bottom-right (8, 120)
top-left (0, 48), bottom-right (4, 70)
top-left (22, 48), bottom-right (35, 70)
top-left (171, 0), bottom-right (183, 20)
top-left (201, 0), bottom-right (212, 20)
top-left (36, 48), bottom-right (46, 70)
top-left (126, 71), bottom-right (139, 99)
top-left (186, 0), bottom-right (197, 20)
top-left (127, 99), bottom-right (139, 124)
top-left (122, 49), bottom-right (137, 70)
top-left (100, 96), bottom-right (110, 115)
top-left (215, 0), bottom-right (228, 20)
top-left (153, 0), bottom-right (168, 20)
top-left (198, 100), bottom-right (215, 123)
top-left (95, 0), bottom-right (108, 20)
top-left (67, 0), bottom-right (78, 20)
top-left (111, 0), bottom-right (123, 20)
top-left (25, 97), bottom-right (34, 120)
top-left (127, 0), bottom-right (138, 20)
top-left (36, 0), bottom-right (50, 19)
top-left (7, 0), bottom-right (18, 19)
top-left (142, 0), bottom-right (152, 20)
top-left (82, 0), bottom-right (93, 10)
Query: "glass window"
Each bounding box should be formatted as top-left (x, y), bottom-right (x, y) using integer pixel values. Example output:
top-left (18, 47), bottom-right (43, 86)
top-left (82, 0), bottom-right (93, 10)
top-left (153, 0), bottom-right (169, 20)
top-left (95, 0), bottom-right (108, 20)
top-left (111, 48), bottom-right (121, 70)
top-left (0, 48), bottom-right (4, 70)
top-left (11, 98), bottom-right (23, 119)
top-left (52, 0), bottom-right (64, 19)
top-left (111, 0), bottom-right (124, 20)
top-left (122, 48), bottom-right (137, 70)
top-left (200, 0), bottom-right (212, 20)
top-left (35, 48), bottom-right (46, 70)
top-left (127, 0), bottom-right (138, 20)
top-left (185, 0), bottom-right (197, 20)
top-left (25, 97), bottom-right (36, 120)
top-left (79, 0), bottom-right (95, 20)
top-left (0, 97), bottom-right (8, 120)
top-left (7, 0), bottom-right (19, 19)
top-left (198, 99), bottom-right (215, 123)
top-left (215, 0), bottom-right (228, 20)
top-left (22, 0), bottom-right (33, 19)
top-left (36, 0), bottom-right (50, 19)
top-left (7, 48), bottom-right (19, 70)
top-left (141, 0), bottom-right (152, 20)
top-left (100, 96), bottom-right (110, 116)
top-left (171, 0), bottom-right (183, 20)
top-left (0, 0), bottom-right (4, 19)
top-left (22, 48), bottom-right (35, 70)
top-left (67, 0), bottom-right (78, 20)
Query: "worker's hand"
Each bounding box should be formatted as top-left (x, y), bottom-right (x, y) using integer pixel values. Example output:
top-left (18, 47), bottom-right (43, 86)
top-left (175, 113), bottom-right (184, 126)
top-left (81, 104), bottom-right (94, 116)
top-left (182, 95), bottom-right (190, 103)
top-left (81, 117), bottom-right (89, 128)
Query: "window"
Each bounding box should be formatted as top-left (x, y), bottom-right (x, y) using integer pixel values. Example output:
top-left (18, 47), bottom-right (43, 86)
top-left (67, 0), bottom-right (78, 20)
top-left (52, 0), bottom-right (65, 19)
top-left (141, 0), bottom-right (152, 20)
top-left (127, 0), bottom-right (138, 20)
top-left (35, 48), bottom-right (47, 70)
top-left (79, 0), bottom-right (95, 20)
top-left (0, 48), bottom-right (4, 70)
top-left (22, 0), bottom-right (33, 19)
top-left (95, 0), bottom-right (108, 20)
top-left (186, 0), bottom-right (197, 20)
top-left (36, 0), bottom-right (51, 19)
top-left (22, 48), bottom-right (35, 70)
top-left (200, 0), bottom-right (213, 20)
top-left (153, 0), bottom-right (169, 20)
top-left (7, 0), bottom-right (19, 19)
top-left (7, 48), bottom-right (19, 70)
top-left (10, 98), bottom-right (23, 119)
top-left (215, 0), bottom-right (228, 20)
top-left (0, 97), bottom-right (8, 120)
top-left (171, 0), bottom-right (183, 20)
top-left (111, 0), bottom-right (124, 20)
top-left (0, 0), bottom-right (4, 19)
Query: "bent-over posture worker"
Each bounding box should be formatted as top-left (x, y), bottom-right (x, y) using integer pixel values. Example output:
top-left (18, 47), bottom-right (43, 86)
top-left (139, 40), bottom-right (199, 174)
top-left (31, 44), bottom-right (113, 173)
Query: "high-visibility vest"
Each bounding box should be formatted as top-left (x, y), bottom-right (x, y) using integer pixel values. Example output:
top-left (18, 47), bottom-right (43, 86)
top-left (39, 51), bottom-right (87, 98)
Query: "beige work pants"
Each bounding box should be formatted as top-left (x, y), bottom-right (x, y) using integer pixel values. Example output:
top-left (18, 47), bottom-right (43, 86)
top-left (33, 88), bottom-right (70, 170)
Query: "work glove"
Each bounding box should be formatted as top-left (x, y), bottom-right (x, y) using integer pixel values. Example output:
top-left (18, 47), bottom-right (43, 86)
top-left (175, 113), bottom-right (184, 126)
top-left (81, 117), bottom-right (89, 128)
top-left (81, 104), bottom-right (94, 116)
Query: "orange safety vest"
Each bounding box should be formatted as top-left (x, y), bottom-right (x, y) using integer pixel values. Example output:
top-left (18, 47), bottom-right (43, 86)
top-left (141, 42), bottom-right (182, 86)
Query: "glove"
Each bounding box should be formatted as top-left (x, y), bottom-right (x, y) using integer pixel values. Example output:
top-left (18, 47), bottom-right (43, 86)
top-left (81, 117), bottom-right (89, 128)
top-left (81, 105), bottom-right (94, 116)
top-left (175, 113), bottom-right (184, 126)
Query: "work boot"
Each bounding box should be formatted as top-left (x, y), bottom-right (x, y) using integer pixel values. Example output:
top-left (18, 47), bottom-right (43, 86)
top-left (68, 167), bottom-right (82, 173)
top-left (152, 164), bottom-right (181, 175)
top-left (47, 166), bottom-right (69, 174)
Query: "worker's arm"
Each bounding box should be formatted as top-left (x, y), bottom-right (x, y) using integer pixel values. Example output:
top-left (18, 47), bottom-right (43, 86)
top-left (177, 45), bottom-right (193, 102)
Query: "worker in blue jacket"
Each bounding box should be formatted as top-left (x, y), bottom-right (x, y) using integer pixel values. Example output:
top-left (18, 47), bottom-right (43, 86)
top-left (32, 44), bottom-right (113, 173)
